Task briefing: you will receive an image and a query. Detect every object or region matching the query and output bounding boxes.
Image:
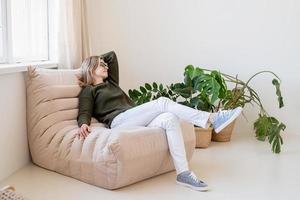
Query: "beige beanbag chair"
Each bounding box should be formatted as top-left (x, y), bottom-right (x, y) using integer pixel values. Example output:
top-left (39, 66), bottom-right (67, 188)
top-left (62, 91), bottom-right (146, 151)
top-left (25, 66), bottom-right (196, 189)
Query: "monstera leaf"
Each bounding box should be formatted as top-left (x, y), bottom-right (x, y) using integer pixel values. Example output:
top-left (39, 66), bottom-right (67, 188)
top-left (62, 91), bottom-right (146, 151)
top-left (211, 70), bottom-right (227, 98)
top-left (193, 74), bottom-right (220, 104)
top-left (272, 79), bottom-right (284, 108)
top-left (254, 114), bottom-right (286, 153)
top-left (184, 65), bottom-right (204, 87)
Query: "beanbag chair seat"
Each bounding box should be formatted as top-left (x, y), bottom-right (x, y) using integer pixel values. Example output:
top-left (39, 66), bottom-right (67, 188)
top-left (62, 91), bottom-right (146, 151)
top-left (25, 66), bottom-right (196, 189)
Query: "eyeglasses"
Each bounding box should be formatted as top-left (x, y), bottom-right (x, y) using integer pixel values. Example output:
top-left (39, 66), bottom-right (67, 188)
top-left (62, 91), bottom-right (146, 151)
top-left (99, 59), bottom-right (108, 68)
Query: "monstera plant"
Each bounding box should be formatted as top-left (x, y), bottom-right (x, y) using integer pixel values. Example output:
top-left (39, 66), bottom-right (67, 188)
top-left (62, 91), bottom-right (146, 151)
top-left (128, 65), bottom-right (286, 153)
top-left (128, 66), bottom-right (226, 112)
top-left (213, 68), bottom-right (285, 153)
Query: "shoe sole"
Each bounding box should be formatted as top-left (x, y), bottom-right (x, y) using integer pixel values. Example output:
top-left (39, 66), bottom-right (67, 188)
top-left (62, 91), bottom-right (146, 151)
top-left (1, 185), bottom-right (15, 192)
top-left (176, 181), bottom-right (209, 191)
top-left (214, 107), bottom-right (242, 133)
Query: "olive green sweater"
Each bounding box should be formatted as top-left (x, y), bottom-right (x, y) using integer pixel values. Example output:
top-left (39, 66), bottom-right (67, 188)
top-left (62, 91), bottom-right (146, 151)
top-left (77, 51), bottom-right (135, 128)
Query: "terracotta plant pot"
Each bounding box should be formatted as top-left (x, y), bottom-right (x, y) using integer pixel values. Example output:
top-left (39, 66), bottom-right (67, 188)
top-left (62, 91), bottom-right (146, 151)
top-left (194, 127), bottom-right (213, 148)
top-left (212, 120), bottom-right (236, 142)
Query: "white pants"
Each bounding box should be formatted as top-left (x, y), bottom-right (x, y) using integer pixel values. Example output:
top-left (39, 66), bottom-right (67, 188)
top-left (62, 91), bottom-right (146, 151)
top-left (110, 97), bottom-right (211, 174)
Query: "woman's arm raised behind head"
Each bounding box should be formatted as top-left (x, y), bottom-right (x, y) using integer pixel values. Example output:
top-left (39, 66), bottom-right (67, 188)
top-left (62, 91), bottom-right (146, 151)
top-left (100, 51), bottom-right (119, 85)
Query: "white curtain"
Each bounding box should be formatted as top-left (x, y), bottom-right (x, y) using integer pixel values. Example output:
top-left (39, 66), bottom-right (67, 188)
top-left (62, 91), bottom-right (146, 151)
top-left (55, 0), bottom-right (91, 69)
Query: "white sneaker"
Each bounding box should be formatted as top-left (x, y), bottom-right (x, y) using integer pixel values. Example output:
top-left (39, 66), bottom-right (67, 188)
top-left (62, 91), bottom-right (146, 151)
top-left (211, 107), bottom-right (243, 133)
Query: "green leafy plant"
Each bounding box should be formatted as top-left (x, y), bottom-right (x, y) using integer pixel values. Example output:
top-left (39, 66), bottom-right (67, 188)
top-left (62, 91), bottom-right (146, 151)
top-left (129, 66), bottom-right (227, 112)
top-left (128, 82), bottom-right (178, 105)
top-left (203, 69), bottom-right (285, 153)
top-left (128, 66), bottom-right (286, 153)
top-left (180, 65), bottom-right (227, 111)
top-left (254, 115), bottom-right (286, 153)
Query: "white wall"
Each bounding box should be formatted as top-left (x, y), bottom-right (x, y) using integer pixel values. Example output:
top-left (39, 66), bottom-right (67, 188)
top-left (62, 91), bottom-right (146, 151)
top-left (86, 0), bottom-right (299, 136)
top-left (0, 72), bottom-right (30, 181)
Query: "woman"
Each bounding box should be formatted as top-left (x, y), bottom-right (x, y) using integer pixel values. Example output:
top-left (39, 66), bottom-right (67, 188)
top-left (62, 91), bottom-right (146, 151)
top-left (76, 51), bottom-right (242, 191)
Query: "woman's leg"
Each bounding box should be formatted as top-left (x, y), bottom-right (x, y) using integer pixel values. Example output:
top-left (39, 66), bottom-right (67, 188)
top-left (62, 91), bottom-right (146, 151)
top-left (111, 97), bottom-right (211, 191)
top-left (111, 97), bottom-right (211, 129)
top-left (146, 112), bottom-right (189, 174)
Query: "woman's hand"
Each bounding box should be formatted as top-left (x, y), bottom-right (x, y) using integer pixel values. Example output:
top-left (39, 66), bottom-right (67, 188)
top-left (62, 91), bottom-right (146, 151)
top-left (77, 124), bottom-right (91, 139)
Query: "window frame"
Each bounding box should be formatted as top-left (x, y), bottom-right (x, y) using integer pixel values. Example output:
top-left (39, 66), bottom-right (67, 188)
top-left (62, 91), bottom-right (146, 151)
top-left (0, 0), bottom-right (51, 64)
top-left (0, 0), bottom-right (8, 63)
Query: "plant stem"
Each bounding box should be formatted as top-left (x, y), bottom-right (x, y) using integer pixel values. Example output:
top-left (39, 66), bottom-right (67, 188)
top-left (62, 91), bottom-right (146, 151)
top-left (245, 70), bottom-right (281, 86)
top-left (202, 68), bottom-right (271, 115)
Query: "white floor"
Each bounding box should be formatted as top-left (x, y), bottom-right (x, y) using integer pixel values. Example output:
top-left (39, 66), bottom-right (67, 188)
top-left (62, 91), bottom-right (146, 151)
top-left (1, 132), bottom-right (299, 200)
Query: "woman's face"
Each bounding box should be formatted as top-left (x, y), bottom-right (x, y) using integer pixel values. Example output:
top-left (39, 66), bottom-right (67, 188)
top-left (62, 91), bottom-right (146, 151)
top-left (93, 58), bottom-right (108, 80)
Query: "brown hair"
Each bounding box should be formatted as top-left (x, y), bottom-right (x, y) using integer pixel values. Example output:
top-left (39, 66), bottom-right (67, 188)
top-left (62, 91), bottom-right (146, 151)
top-left (76, 56), bottom-right (101, 88)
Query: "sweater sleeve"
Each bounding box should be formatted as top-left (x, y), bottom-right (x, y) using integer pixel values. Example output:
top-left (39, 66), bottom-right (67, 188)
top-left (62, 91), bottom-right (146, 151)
top-left (100, 51), bottom-right (119, 85)
top-left (77, 86), bottom-right (94, 127)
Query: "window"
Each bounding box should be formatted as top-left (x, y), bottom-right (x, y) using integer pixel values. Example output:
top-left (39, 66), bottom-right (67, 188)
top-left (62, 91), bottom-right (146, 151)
top-left (0, 0), bottom-right (49, 64)
top-left (0, 0), bottom-right (6, 63)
